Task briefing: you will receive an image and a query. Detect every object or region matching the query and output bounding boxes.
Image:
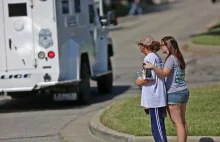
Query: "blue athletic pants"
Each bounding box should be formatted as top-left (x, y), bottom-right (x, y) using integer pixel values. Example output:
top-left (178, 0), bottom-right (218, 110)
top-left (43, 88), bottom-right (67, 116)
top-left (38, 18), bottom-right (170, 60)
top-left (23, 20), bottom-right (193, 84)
top-left (149, 107), bottom-right (167, 142)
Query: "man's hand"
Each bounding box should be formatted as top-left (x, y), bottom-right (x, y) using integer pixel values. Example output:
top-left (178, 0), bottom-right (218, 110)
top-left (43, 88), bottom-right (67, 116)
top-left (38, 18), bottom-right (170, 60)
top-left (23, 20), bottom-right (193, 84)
top-left (135, 79), bottom-right (143, 86)
top-left (135, 79), bottom-right (154, 86)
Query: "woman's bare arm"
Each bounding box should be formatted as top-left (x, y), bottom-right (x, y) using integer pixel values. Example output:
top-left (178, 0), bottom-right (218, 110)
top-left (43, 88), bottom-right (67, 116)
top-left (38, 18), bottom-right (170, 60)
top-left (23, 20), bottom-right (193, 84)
top-left (144, 62), bottom-right (172, 78)
top-left (152, 67), bottom-right (171, 78)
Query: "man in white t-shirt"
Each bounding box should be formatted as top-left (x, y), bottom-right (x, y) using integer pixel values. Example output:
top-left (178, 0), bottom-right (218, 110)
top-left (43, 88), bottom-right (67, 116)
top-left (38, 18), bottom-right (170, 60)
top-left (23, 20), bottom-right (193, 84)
top-left (135, 35), bottom-right (167, 142)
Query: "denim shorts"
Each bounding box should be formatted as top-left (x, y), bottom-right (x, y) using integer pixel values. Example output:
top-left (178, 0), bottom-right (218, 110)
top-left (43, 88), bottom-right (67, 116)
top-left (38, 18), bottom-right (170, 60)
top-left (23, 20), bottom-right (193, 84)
top-left (168, 89), bottom-right (189, 104)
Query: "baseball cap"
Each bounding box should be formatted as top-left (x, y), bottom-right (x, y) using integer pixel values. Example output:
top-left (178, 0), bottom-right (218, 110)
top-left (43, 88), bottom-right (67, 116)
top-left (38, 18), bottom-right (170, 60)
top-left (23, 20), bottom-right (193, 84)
top-left (135, 35), bottom-right (154, 46)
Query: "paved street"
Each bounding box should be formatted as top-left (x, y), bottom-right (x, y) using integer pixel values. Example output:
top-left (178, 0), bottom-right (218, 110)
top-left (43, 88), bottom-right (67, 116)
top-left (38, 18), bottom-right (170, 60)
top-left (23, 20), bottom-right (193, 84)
top-left (0, 0), bottom-right (220, 142)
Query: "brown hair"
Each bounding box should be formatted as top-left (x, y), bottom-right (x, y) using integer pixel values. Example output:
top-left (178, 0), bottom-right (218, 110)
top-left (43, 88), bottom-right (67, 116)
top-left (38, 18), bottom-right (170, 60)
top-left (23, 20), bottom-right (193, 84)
top-left (161, 36), bottom-right (186, 69)
top-left (139, 41), bottom-right (161, 53)
top-left (149, 41), bottom-right (161, 52)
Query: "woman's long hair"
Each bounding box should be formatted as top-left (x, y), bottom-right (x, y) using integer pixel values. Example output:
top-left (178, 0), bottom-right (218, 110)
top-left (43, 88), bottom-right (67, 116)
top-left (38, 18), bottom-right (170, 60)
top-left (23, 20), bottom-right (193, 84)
top-left (162, 36), bottom-right (186, 69)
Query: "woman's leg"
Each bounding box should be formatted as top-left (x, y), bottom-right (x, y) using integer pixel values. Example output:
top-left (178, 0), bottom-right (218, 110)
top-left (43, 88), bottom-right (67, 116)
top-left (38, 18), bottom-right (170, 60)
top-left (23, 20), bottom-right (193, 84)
top-left (168, 104), bottom-right (187, 142)
top-left (181, 104), bottom-right (188, 141)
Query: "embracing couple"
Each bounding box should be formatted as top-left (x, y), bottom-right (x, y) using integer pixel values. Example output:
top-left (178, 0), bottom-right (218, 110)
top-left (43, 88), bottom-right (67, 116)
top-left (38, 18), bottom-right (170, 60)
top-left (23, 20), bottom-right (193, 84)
top-left (135, 35), bottom-right (189, 142)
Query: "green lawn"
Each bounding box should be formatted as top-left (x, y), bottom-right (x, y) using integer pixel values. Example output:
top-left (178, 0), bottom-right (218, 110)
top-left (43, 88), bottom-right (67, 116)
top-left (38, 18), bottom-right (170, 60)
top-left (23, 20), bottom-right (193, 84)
top-left (100, 85), bottom-right (220, 136)
top-left (191, 22), bottom-right (220, 45)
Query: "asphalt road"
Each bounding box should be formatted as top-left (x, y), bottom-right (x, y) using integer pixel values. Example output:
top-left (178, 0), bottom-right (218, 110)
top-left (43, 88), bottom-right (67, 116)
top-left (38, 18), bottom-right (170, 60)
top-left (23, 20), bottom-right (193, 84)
top-left (0, 0), bottom-right (220, 142)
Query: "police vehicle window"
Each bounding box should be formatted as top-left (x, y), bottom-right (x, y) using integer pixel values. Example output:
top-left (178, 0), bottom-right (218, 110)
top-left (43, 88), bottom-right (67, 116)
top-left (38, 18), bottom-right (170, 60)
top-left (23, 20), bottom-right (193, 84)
top-left (74, 0), bottom-right (81, 13)
top-left (88, 5), bottom-right (95, 24)
top-left (62, 0), bottom-right (69, 14)
top-left (8, 3), bottom-right (27, 17)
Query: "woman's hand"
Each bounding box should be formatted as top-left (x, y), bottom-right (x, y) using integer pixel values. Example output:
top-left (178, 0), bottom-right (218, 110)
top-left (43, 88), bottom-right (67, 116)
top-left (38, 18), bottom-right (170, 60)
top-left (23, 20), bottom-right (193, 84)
top-left (144, 61), bottom-right (154, 69)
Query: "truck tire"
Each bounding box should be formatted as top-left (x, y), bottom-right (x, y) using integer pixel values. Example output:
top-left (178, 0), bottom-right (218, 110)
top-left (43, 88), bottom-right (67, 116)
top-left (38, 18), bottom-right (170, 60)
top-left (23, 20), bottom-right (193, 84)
top-left (78, 63), bottom-right (91, 104)
top-left (97, 58), bottom-right (113, 94)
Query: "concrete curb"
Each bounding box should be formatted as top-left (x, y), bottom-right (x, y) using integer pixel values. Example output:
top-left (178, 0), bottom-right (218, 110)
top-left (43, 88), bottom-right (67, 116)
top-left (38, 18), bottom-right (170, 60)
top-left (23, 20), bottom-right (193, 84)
top-left (89, 108), bottom-right (220, 142)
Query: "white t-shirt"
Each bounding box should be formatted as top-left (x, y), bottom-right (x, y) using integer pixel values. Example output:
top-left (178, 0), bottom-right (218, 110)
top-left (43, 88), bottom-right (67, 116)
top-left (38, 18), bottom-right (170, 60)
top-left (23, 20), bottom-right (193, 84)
top-left (141, 52), bottom-right (167, 108)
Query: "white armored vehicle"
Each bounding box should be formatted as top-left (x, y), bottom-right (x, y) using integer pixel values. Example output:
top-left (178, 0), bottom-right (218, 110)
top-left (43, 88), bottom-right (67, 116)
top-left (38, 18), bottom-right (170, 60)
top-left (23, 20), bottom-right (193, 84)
top-left (0, 0), bottom-right (117, 104)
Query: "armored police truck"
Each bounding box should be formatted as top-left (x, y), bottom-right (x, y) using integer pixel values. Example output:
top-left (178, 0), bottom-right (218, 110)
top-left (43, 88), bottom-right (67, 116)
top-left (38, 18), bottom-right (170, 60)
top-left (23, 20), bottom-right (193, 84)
top-left (0, 0), bottom-right (117, 104)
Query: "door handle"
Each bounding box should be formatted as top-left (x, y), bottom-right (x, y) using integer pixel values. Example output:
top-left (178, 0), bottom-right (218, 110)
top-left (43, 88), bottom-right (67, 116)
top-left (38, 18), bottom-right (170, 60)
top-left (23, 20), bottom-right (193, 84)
top-left (9, 38), bottom-right (17, 50)
top-left (9, 39), bottom-right (12, 50)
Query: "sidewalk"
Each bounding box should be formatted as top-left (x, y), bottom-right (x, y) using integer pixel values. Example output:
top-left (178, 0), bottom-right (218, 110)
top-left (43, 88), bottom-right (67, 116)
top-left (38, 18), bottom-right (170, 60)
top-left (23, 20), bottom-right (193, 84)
top-left (60, 110), bottom-right (104, 142)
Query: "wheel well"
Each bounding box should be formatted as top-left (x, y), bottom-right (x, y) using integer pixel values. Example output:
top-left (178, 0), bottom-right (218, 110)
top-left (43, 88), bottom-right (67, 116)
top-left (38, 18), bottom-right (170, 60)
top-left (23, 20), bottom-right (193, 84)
top-left (80, 53), bottom-right (91, 76)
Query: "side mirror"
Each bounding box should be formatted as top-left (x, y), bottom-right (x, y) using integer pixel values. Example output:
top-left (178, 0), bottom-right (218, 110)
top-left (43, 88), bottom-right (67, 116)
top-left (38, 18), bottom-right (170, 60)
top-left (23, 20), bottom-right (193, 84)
top-left (107, 11), bottom-right (118, 26)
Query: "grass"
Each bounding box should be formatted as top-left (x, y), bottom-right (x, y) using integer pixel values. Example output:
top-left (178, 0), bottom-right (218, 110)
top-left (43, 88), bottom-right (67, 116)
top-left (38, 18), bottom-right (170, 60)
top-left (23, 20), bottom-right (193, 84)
top-left (191, 22), bottom-right (220, 45)
top-left (100, 85), bottom-right (220, 136)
